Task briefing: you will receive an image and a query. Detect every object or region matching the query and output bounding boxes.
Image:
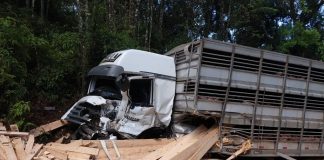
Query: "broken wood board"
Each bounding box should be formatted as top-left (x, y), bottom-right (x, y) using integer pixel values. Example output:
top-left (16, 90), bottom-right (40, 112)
top-left (0, 126), bottom-right (6, 131)
top-left (0, 124), bottom-right (44, 160)
top-left (25, 134), bottom-right (35, 154)
top-left (12, 137), bottom-right (27, 160)
top-left (141, 125), bottom-right (207, 160)
top-left (45, 143), bottom-right (99, 155)
top-left (0, 131), bottom-right (29, 137)
top-left (67, 151), bottom-right (91, 160)
top-left (43, 148), bottom-right (68, 160)
top-left (0, 145), bottom-right (7, 160)
top-left (68, 138), bottom-right (175, 160)
top-left (72, 138), bottom-right (174, 148)
top-left (189, 125), bottom-right (219, 160)
top-left (30, 120), bottom-right (69, 137)
top-left (0, 135), bottom-right (18, 160)
top-left (159, 126), bottom-right (209, 160)
top-left (10, 124), bottom-right (19, 132)
top-left (26, 143), bottom-right (44, 160)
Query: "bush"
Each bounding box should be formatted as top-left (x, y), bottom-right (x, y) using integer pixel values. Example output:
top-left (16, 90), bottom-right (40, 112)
top-left (8, 101), bottom-right (32, 130)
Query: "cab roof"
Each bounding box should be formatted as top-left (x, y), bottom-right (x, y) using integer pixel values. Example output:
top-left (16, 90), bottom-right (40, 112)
top-left (100, 49), bottom-right (176, 78)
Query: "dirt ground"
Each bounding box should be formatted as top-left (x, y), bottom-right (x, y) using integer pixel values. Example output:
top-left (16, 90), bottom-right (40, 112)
top-left (27, 97), bottom-right (79, 126)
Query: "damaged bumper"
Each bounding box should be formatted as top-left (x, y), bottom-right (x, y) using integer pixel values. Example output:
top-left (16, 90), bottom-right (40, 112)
top-left (61, 95), bottom-right (163, 138)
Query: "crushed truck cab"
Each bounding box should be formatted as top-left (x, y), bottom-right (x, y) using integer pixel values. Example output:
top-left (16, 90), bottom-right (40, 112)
top-left (62, 49), bottom-right (176, 137)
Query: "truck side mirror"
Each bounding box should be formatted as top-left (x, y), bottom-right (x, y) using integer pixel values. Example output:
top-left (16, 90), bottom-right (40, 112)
top-left (115, 74), bottom-right (129, 92)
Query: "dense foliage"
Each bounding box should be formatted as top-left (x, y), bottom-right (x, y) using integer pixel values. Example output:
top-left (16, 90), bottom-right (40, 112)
top-left (0, 0), bottom-right (323, 125)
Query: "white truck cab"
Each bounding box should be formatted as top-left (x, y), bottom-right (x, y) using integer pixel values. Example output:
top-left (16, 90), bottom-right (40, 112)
top-left (62, 49), bottom-right (176, 137)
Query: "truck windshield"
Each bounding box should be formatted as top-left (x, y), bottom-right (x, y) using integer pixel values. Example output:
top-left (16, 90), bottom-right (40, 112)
top-left (89, 78), bottom-right (122, 100)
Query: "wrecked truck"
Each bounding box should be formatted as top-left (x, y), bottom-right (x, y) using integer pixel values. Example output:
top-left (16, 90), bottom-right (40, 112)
top-left (63, 39), bottom-right (324, 157)
top-left (62, 49), bottom-right (176, 138)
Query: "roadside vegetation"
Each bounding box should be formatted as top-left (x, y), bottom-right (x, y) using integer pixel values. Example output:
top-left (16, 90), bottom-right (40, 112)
top-left (0, 0), bottom-right (323, 129)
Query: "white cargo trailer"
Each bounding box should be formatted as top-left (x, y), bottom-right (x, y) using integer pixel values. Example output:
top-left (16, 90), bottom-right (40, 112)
top-left (167, 39), bottom-right (324, 157)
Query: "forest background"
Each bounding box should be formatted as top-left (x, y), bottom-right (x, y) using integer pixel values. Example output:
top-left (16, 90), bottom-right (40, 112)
top-left (0, 0), bottom-right (323, 129)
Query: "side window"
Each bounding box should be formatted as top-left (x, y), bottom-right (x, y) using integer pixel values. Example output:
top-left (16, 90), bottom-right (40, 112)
top-left (129, 79), bottom-right (153, 107)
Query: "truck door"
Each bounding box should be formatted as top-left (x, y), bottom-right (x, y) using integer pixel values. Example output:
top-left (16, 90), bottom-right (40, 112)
top-left (116, 77), bottom-right (156, 136)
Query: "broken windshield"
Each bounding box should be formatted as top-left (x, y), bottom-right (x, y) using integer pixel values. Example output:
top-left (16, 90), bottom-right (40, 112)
top-left (88, 78), bottom-right (122, 100)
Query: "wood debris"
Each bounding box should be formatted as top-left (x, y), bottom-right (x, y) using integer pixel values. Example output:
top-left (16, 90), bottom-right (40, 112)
top-left (142, 125), bottom-right (219, 160)
top-left (1, 120), bottom-right (244, 160)
top-left (0, 122), bottom-right (43, 160)
top-left (29, 120), bottom-right (69, 137)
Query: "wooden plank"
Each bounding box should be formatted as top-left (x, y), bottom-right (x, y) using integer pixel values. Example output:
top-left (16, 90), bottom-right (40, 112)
top-left (47, 154), bottom-right (55, 160)
top-left (73, 138), bottom-right (174, 148)
top-left (95, 144), bottom-right (166, 160)
top-left (0, 135), bottom-right (10, 143)
top-left (189, 126), bottom-right (219, 160)
top-left (12, 137), bottom-right (27, 160)
top-left (38, 156), bottom-right (50, 160)
top-left (45, 148), bottom-right (68, 160)
top-left (0, 136), bottom-right (18, 160)
top-left (160, 125), bottom-right (214, 160)
top-left (1, 143), bottom-right (18, 160)
top-left (45, 143), bottom-right (99, 155)
top-left (0, 143), bottom-right (8, 160)
top-left (30, 120), bottom-right (69, 137)
top-left (67, 139), bottom-right (89, 147)
top-left (0, 131), bottom-right (29, 137)
top-left (0, 126), bottom-right (6, 131)
top-left (139, 141), bottom-right (180, 160)
top-left (68, 151), bottom-right (91, 160)
top-left (159, 134), bottom-right (205, 160)
top-left (10, 124), bottom-right (19, 132)
top-left (25, 134), bottom-right (35, 154)
top-left (26, 144), bottom-right (44, 160)
top-left (141, 125), bottom-right (207, 160)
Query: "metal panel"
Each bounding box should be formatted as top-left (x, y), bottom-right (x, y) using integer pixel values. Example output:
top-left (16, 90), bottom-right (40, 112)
top-left (166, 39), bottom-right (324, 157)
top-left (275, 55), bottom-right (289, 153)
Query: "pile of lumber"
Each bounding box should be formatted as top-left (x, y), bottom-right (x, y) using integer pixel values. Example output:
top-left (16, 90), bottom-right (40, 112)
top-left (1, 121), bottom-right (226, 160)
top-left (141, 125), bottom-right (219, 160)
top-left (35, 141), bottom-right (100, 160)
top-left (35, 139), bottom-right (175, 160)
top-left (0, 123), bottom-right (43, 160)
top-left (35, 125), bottom-right (219, 160)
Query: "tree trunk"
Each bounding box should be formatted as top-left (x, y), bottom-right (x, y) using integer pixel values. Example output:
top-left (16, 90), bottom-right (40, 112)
top-left (128, 0), bottom-right (133, 30)
top-left (159, 0), bottom-right (164, 34)
top-left (41, 0), bottom-right (45, 20)
top-left (135, 0), bottom-right (140, 41)
top-left (76, 0), bottom-right (89, 95)
top-left (105, 0), bottom-right (110, 25)
top-left (145, 0), bottom-right (153, 50)
top-left (144, 1), bottom-right (149, 49)
top-left (148, 0), bottom-right (153, 51)
top-left (105, 0), bottom-right (115, 29)
top-left (26, 0), bottom-right (30, 8)
top-left (32, 0), bottom-right (35, 17)
top-left (46, 0), bottom-right (50, 19)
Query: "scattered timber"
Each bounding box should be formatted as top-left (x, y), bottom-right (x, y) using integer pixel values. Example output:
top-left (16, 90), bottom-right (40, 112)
top-left (0, 122), bottom-right (43, 160)
top-left (29, 120), bottom-right (69, 137)
top-left (0, 121), bottom-right (252, 159)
